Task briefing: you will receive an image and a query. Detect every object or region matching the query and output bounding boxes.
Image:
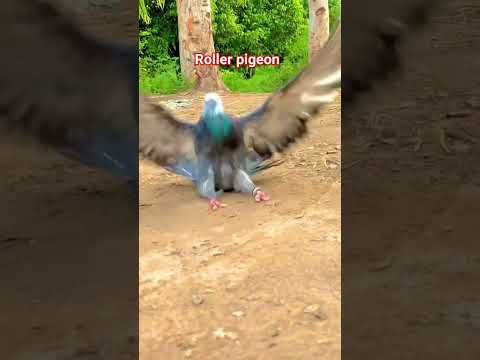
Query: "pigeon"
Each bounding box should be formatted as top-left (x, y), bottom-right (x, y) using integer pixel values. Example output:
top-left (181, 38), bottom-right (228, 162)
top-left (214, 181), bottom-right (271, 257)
top-left (0, 0), bottom-right (138, 185)
top-left (139, 26), bottom-right (341, 211)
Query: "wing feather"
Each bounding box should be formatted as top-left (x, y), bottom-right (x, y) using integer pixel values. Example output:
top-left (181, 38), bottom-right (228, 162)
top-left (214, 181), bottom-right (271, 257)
top-left (239, 0), bottom-right (436, 158)
top-left (139, 96), bottom-right (196, 167)
top-left (239, 26), bottom-right (341, 158)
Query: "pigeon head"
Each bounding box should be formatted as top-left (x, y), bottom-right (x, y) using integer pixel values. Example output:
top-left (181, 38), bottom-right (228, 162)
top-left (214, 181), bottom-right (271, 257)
top-left (202, 93), bottom-right (235, 144)
top-left (204, 92), bottom-right (225, 115)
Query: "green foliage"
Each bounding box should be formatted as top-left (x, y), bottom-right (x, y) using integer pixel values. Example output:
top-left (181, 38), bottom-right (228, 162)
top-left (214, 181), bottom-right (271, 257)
top-left (139, 0), bottom-right (150, 24)
top-left (139, 0), bottom-right (166, 24)
top-left (139, 0), bottom-right (177, 75)
top-left (328, 0), bottom-right (341, 32)
top-left (139, 0), bottom-right (184, 94)
top-left (222, 24), bottom-right (309, 93)
top-left (139, 60), bottom-right (191, 95)
top-left (139, 69), bottom-right (190, 95)
top-left (211, 0), bottom-right (306, 61)
top-left (139, 0), bottom-right (341, 95)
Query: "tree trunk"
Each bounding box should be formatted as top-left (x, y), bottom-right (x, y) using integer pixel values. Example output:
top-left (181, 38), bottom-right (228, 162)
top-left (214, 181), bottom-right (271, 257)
top-left (309, 0), bottom-right (330, 60)
top-left (177, 0), bottom-right (226, 92)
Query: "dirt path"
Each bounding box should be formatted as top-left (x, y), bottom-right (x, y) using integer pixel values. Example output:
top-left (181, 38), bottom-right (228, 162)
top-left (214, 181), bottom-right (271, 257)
top-left (140, 94), bottom-right (341, 359)
top-left (342, 0), bottom-right (480, 357)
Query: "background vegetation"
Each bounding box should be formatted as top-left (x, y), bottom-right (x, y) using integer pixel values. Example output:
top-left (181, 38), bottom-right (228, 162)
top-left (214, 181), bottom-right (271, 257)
top-left (139, 0), bottom-right (341, 95)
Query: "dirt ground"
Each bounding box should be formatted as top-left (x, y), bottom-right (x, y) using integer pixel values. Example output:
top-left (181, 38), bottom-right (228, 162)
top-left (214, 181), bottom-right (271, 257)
top-left (1, 138), bottom-right (138, 360)
top-left (342, 0), bottom-right (480, 357)
top-left (140, 94), bottom-right (341, 359)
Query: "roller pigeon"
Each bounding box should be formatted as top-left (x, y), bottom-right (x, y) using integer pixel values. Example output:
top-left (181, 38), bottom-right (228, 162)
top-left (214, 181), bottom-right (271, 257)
top-left (0, 0), bottom-right (138, 185)
top-left (140, 27), bottom-right (341, 211)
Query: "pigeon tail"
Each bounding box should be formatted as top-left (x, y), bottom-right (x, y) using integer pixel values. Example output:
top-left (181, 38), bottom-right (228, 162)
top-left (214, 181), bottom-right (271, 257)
top-left (162, 154), bottom-right (284, 182)
top-left (246, 154), bottom-right (285, 175)
top-left (163, 160), bottom-right (198, 181)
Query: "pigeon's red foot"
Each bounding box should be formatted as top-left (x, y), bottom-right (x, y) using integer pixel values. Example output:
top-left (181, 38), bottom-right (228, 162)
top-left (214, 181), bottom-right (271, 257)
top-left (209, 198), bottom-right (225, 211)
top-left (254, 190), bottom-right (270, 202)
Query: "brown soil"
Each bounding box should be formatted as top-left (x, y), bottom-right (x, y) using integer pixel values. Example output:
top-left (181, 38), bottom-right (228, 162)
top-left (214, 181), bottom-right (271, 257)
top-left (140, 94), bottom-right (341, 359)
top-left (1, 135), bottom-right (137, 360)
top-left (342, 0), bottom-right (480, 357)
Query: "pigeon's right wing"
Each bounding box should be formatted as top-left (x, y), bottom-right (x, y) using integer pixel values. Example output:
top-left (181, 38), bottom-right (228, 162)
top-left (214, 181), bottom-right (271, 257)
top-left (139, 97), bottom-right (197, 168)
top-left (343, 0), bottom-right (437, 102)
top-left (237, 27), bottom-right (341, 159)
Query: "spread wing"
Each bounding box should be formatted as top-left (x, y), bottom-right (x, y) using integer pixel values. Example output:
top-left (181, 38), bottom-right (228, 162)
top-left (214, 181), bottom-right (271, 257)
top-left (238, 26), bottom-right (341, 158)
top-left (0, 0), bottom-right (138, 179)
top-left (343, 0), bottom-right (437, 102)
top-left (139, 96), bottom-right (196, 167)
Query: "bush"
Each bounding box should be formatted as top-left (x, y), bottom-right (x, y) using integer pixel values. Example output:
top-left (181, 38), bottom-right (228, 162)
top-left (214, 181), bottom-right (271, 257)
top-left (222, 24), bottom-right (309, 92)
top-left (139, 58), bottom-right (191, 95)
top-left (212, 0), bottom-right (306, 60)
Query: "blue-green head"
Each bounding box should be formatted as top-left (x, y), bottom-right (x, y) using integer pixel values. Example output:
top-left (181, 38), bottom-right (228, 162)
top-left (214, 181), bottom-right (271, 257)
top-left (202, 93), bottom-right (235, 144)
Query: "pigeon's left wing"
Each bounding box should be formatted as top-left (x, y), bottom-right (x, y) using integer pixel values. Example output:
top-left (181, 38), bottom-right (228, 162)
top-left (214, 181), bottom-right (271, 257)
top-left (238, 26), bottom-right (341, 158)
top-left (0, 0), bottom-right (138, 180)
top-left (139, 97), bottom-right (196, 172)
